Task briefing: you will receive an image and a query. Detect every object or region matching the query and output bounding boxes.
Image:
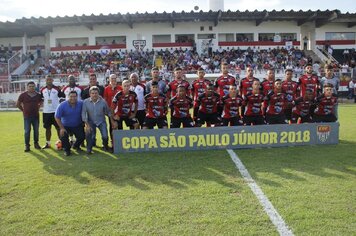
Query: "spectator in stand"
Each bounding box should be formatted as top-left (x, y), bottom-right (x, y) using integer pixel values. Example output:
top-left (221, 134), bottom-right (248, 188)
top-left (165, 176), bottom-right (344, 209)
top-left (40, 75), bottom-right (65, 149)
top-left (167, 67), bottom-right (191, 99)
top-left (313, 61), bottom-right (321, 76)
top-left (221, 84), bottom-right (243, 126)
top-left (281, 69), bottom-right (298, 121)
top-left (143, 81), bottom-right (169, 129)
top-left (291, 90), bottom-right (314, 124)
top-left (55, 91), bottom-right (85, 156)
top-left (16, 81), bottom-right (42, 152)
top-left (264, 79), bottom-right (288, 124)
top-left (129, 73), bottom-right (146, 128)
top-left (313, 84), bottom-right (338, 123)
top-left (191, 68), bottom-right (212, 122)
top-left (169, 85), bottom-right (194, 128)
top-left (145, 67), bottom-right (168, 95)
top-left (348, 78), bottom-right (355, 100)
top-left (111, 80), bottom-right (139, 130)
top-left (81, 73), bottom-right (104, 100)
top-left (82, 86), bottom-right (114, 154)
top-left (242, 80), bottom-right (265, 125)
top-left (195, 84), bottom-right (221, 127)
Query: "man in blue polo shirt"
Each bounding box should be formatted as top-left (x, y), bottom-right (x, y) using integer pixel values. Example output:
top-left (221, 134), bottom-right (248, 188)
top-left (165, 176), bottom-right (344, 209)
top-left (55, 90), bottom-right (85, 156)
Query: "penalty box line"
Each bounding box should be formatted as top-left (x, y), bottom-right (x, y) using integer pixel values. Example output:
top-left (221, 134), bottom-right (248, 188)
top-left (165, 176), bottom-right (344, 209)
top-left (226, 149), bottom-right (294, 236)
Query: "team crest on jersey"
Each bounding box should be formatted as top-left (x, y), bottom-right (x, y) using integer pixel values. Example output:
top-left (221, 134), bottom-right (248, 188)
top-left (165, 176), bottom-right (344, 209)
top-left (317, 125), bottom-right (331, 143)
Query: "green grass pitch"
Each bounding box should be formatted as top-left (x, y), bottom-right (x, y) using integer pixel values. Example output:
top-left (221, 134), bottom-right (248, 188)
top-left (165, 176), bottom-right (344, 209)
top-left (0, 104), bottom-right (355, 235)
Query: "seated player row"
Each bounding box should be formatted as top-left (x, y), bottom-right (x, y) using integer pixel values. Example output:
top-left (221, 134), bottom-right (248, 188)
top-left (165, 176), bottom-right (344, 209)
top-left (112, 79), bottom-right (338, 130)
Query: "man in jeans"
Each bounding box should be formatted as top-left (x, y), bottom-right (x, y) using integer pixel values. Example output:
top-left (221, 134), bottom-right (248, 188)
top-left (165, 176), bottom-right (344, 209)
top-left (82, 86), bottom-right (115, 154)
top-left (16, 81), bottom-right (42, 152)
top-left (55, 91), bottom-right (85, 156)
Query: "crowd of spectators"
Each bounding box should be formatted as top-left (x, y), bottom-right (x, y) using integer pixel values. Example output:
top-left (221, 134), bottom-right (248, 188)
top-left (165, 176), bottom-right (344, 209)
top-left (25, 46), bottom-right (351, 82)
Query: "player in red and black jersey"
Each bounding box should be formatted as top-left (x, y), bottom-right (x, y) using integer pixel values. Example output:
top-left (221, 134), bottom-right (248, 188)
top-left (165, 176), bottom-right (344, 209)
top-left (167, 67), bottom-right (191, 99)
top-left (169, 85), bottom-right (194, 128)
top-left (264, 79), bottom-right (288, 124)
top-left (261, 69), bottom-right (275, 114)
top-left (195, 84), bottom-right (221, 127)
top-left (221, 84), bottom-right (243, 126)
top-left (298, 64), bottom-right (320, 98)
top-left (239, 66), bottom-right (258, 97)
top-left (143, 81), bottom-right (168, 129)
top-left (313, 83), bottom-right (338, 123)
top-left (111, 80), bottom-right (139, 129)
top-left (281, 69), bottom-right (298, 120)
top-left (191, 68), bottom-right (212, 121)
top-left (214, 62), bottom-right (237, 97)
top-left (243, 80), bottom-right (265, 125)
top-left (261, 69), bottom-right (275, 96)
top-left (291, 89), bottom-right (314, 123)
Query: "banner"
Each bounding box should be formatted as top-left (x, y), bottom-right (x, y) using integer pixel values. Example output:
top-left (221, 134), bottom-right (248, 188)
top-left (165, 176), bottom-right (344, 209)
top-left (113, 123), bottom-right (339, 153)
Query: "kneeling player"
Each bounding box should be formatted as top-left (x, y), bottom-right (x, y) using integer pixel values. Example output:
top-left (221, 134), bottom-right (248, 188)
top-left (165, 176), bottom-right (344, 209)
top-left (196, 84), bottom-right (221, 127)
top-left (169, 85), bottom-right (194, 128)
top-left (264, 79), bottom-right (288, 124)
top-left (243, 79), bottom-right (265, 125)
top-left (313, 83), bottom-right (338, 122)
top-left (111, 80), bottom-right (139, 129)
top-left (221, 85), bottom-right (243, 126)
top-left (143, 81), bottom-right (168, 129)
top-left (291, 89), bottom-right (314, 123)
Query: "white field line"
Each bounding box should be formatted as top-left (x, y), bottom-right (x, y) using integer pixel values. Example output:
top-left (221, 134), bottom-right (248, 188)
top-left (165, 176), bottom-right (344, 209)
top-left (226, 149), bottom-right (294, 236)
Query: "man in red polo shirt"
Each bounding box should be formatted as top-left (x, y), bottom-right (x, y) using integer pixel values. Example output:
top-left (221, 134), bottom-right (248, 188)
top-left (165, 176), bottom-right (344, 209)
top-left (104, 74), bottom-right (122, 144)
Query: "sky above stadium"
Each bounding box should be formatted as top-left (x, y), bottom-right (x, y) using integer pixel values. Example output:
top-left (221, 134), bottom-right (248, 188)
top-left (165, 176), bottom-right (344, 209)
top-left (0, 0), bottom-right (355, 22)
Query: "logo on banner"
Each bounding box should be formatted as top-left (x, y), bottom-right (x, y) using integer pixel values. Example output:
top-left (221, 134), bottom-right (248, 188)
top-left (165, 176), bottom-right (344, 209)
top-left (317, 125), bottom-right (331, 142)
top-left (133, 40), bottom-right (146, 50)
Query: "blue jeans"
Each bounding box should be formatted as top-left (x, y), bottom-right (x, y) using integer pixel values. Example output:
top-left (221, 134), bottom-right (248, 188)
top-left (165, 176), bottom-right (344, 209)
top-left (24, 116), bottom-right (39, 146)
top-left (86, 122), bottom-right (108, 151)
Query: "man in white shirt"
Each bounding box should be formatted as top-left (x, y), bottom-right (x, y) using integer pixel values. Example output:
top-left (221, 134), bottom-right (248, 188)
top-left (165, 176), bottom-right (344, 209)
top-left (40, 75), bottom-right (65, 149)
top-left (130, 73), bottom-right (146, 128)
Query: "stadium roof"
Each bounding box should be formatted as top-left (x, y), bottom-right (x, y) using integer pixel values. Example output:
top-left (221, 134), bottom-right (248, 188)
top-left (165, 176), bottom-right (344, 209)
top-left (0, 9), bottom-right (355, 38)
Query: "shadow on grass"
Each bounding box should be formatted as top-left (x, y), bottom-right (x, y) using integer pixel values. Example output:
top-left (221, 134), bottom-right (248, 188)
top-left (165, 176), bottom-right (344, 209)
top-left (236, 140), bottom-right (356, 187)
top-left (31, 148), bottom-right (241, 191)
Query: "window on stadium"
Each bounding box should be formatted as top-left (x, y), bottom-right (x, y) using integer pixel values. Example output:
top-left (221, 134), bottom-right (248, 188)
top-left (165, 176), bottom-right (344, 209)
top-left (153, 35), bottom-right (171, 43)
top-left (56, 38), bottom-right (89, 47)
top-left (279, 33), bottom-right (297, 41)
top-left (175, 34), bottom-right (194, 43)
top-left (325, 32), bottom-right (356, 40)
top-left (197, 34), bottom-right (215, 39)
top-left (258, 33), bottom-right (297, 42)
top-left (219, 33), bottom-right (234, 42)
top-left (236, 33), bottom-right (253, 42)
top-left (96, 36), bottom-right (126, 45)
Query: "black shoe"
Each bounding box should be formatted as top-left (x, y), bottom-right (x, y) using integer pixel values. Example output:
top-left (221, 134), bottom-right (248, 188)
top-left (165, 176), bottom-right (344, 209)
top-left (74, 147), bottom-right (83, 152)
top-left (34, 143), bottom-right (41, 149)
top-left (64, 151), bottom-right (71, 156)
top-left (86, 150), bottom-right (94, 155)
top-left (42, 143), bottom-right (51, 149)
top-left (24, 146), bottom-right (30, 152)
top-left (102, 146), bottom-right (113, 153)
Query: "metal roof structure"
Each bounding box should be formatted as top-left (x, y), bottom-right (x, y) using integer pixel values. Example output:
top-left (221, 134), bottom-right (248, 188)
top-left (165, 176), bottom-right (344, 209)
top-left (0, 9), bottom-right (355, 37)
